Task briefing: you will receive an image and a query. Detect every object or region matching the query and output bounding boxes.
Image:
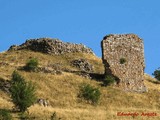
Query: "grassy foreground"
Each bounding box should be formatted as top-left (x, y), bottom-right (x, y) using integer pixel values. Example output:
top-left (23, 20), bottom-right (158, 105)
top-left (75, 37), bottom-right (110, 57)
top-left (0, 50), bottom-right (160, 120)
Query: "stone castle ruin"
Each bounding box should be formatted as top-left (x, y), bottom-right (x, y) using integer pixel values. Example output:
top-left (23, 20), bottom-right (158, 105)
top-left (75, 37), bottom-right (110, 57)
top-left (8, 38), bottom-right (94, 55)
top-left (8, 35), bottom-right (147, 92)
top-left (101, 34), bottom-right (147, 92)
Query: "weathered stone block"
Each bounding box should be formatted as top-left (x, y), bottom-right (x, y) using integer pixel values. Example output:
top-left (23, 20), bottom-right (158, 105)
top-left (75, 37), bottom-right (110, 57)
top-left (101, 34), bottom-right (147, 92)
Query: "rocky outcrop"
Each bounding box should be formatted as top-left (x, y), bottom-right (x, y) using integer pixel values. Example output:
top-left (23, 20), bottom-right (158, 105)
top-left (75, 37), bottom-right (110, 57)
top-left (8, 38), bottom-right (94, 55)
top-left (101, 34), bottom-right (147, 92)
top-left (71, 59), bottom-right (93, 72)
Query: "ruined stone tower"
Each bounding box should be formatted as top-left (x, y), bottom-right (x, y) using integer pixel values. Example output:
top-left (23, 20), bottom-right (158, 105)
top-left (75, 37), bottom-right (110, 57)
top-left (101, 34), bottom-right (147, 92)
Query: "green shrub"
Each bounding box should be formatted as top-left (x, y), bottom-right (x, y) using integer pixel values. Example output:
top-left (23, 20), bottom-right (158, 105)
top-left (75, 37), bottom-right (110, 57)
top-left (24, 58), bottom-right (38, 71)
top-left (0, 109), bottom-right (12, 120)
top-left (11, 71), bottom-right (25, 83)
top-left (10, 71), bottom-right (37, 112)
top-left (79, 83), bottom-right (101, 105)
top-left (103, 75), bottom-right (116, 86)
top-left (120, 58), bottom-right (126, 64)
top-left (153, 68), bottom-right (160, 81)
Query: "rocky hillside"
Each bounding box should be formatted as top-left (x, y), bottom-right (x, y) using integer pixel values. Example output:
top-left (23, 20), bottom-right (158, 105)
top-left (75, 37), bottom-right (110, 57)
top-left (0, 38), bottom-right (160, 120)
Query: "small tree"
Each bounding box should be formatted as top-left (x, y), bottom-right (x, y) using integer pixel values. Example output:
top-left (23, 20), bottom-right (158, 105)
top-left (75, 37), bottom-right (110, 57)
top-left (78, 83), bottom-right (101, 105)
top-left (24, 58), bottom-right (38, 72)
top-left (10, 71), bottom-right (37, 112)
top-left (153, 68), bottom-right (160, 81)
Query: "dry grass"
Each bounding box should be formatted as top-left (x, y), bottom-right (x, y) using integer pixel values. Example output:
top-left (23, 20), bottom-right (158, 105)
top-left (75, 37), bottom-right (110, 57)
top-left (0, 91), bottom-right (13, 109)
top-left (0, 50), bottom-right (160, 120)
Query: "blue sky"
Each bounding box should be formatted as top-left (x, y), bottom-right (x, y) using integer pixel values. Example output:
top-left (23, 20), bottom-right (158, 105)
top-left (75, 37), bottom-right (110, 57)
top-left (0, 0), bottom-right (160, 75)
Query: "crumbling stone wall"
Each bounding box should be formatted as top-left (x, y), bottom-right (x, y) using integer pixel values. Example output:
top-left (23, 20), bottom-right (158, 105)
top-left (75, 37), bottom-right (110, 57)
top-left (101, 34), bottom-right (147, 92)
top-left (8, 38), bottom-right (94, 55)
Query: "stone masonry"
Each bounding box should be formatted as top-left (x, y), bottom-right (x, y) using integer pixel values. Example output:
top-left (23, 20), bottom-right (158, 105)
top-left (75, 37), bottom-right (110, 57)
top-left (101, 34), bottom-right (147, 92)
top-left (8, 38), bottom-right (94, 55)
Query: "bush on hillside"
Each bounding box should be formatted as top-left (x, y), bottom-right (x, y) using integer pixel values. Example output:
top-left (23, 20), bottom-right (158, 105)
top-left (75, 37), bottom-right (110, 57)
top-left (11, 71), bottom-right (25, 83)
top-left (24, 58), bottom-right (38, 72)
top-left (10, 71), bottom-right (37, 112)
top-left (0, 109), bottom-right (12, 120)
top-left (153, 68), bottom-right (160, 81)
top-left (103, 75), bottom-right (116, 86)
top-left (78, 83), bottom-right (101, 105)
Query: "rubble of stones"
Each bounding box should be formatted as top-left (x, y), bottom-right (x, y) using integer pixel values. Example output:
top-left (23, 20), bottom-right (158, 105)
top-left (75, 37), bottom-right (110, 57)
top-left (38, 63), bottom-right (63, 75)
top-left (101, 34), bottom-right (147, 92)
top-left (71, 59), bottom-right (93, 72)
top-left (70, 59), bottom-right (93, 79)
top-left (0, 78), bottom-right (11, 94)
top-left (0, 62), bottom-right (9, 66)
top-left (8, 38), bottom-right (94, 55)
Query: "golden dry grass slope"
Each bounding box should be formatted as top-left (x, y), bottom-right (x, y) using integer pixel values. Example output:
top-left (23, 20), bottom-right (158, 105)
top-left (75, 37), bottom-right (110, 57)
top-left (0, 50), bottom-right (160, 120)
